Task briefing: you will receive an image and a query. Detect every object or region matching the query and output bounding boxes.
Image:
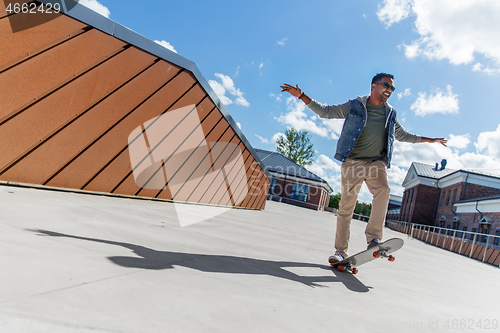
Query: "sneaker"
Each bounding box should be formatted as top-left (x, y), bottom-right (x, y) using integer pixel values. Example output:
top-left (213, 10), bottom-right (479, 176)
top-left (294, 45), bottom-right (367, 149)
top-left (367, 239), bottom-right (381, 250)
top-left (328, 252), bottom-right (346, 265)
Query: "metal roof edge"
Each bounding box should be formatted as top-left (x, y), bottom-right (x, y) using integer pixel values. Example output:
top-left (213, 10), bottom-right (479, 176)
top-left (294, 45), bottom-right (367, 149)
top-left (39, 0), bottom-right (270, 179)
top-left (455, 195), bottom-right (500, 204)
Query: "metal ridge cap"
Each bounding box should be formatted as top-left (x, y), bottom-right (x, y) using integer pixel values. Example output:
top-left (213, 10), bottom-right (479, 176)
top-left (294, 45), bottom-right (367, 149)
top-left (37, 0), bottom-right (270, 179)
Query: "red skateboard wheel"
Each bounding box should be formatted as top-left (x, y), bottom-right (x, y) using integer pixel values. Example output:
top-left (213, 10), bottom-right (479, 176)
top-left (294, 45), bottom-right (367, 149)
top-left (337, 265), bottom-right (344, 272)
top-left (373, 251), bottom-right (380, 258)
top-left (388, 255), bottom-right (395, 262)
top-left (352, 267), bottom-right (358, 274)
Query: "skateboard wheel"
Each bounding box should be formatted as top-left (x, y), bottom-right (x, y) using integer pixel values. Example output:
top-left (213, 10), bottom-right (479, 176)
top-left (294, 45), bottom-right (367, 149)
top-left (388, 255), bottom-right (395, 262)
top-left (337, 265), bottom-right (344, 272)
top-left (352, 267), bottom-right (358, 274)
top-left (373, 251), bottom-right (380, 258)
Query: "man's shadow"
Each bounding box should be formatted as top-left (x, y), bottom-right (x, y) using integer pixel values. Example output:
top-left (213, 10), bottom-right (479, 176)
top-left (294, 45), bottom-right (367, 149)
top-left (29, 229), bottom-right (369, 293)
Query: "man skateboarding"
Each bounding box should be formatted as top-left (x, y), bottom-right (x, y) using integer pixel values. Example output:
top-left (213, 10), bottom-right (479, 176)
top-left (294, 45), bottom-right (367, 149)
top-left (281, 73), bottom-right (447, 264)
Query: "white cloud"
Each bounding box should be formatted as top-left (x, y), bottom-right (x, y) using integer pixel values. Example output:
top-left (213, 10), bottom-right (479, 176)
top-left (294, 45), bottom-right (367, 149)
top-left (272, 132), bottom-right (285, 148)
top-left (387, 165), bottom-right (408, 196)
top-left (208, 80), bottom-right (233, 105)
top-left (269, 93), bottom-right (282, 102)
top-left (306, 155), bottom-right (342, 193)
top-left (397, 88), bottom-right (411, 100)
top-left (447, 134), bottom-right (471, 150)
top-left (410, 85), bottom-right (459, 116)
top-left (392, 137), bottom-right (500, 172)
top-left (377, 0), bottom-right (413, 27)
top-left (208, 73), bottom-right (249, 107)
top-left (154, 40), bottom-right (177, 53)
top-left (475, 124), bottom-right (500, 161)
top-left (275, 97), bottom-right (331, 138)
top-left (255, 134), bottom-right (270, 144)
top-left (79, 0), bottom-right (110, 17)
top-left (377, 0), bottom-right (500, 71)
top-left (277, 37), bottom-right (288, 46)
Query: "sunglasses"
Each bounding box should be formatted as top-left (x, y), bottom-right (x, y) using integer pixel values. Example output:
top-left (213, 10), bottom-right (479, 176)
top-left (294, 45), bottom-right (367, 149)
top-left (374, 82), bottom-right (396, 92)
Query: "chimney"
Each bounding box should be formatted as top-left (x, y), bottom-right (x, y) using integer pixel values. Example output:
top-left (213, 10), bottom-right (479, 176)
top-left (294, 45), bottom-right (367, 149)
top-left (440, 159), bottom-right (447, 170)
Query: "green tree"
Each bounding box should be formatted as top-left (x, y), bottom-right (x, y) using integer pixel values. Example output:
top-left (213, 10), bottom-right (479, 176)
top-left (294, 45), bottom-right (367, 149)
top-left (329, 193), bottom-right (341, 209)
top-left (276, 128), bottom-right (314, 167)
top-left (355, 201), bottom-right (372, 216)
top-left (329, 192), bottom-right (372, 216)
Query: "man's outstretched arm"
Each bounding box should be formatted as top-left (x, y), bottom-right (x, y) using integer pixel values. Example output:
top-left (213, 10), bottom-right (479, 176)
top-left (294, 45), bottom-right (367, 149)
top-left (420, 137), bottom-right (448, 147)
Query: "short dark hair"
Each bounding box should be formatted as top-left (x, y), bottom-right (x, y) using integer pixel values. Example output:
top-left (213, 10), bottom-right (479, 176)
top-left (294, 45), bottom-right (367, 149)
top-left (372, 73), bottom-right (394, 84)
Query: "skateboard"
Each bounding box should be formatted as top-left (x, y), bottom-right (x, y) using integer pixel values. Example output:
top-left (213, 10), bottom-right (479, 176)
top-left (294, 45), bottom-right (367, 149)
top-left (330, 238), bottom-right (404, 274)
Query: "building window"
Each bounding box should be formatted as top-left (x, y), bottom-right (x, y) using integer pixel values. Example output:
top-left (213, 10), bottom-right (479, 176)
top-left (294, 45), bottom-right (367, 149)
top-left (452, 188), bottom-right (457, 204)
top-left (494, 231), bottom-right (500, 246)
top-left (445, 191), bottom-right (451, 206)
top-left (439, 192), bottom-right (445, 207)
top-left (269, 178), bottom-right (277, 194)
top-left (480, 226), bottom-right (490, 244)
top-left (471, 228), bottom-right (477, 241)
top-left (291, 183), bottom-right (309, 202)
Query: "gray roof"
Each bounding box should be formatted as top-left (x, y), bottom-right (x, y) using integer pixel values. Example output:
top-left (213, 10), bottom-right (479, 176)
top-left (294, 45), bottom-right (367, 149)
top-left (461, 169), bottom-right (500, 179)
top-left (411, 162), bottom-right (500, 181)
top-left (255, 149), bottom-right (332, 191)
top-left (412, 162), bottom-right (457, 179)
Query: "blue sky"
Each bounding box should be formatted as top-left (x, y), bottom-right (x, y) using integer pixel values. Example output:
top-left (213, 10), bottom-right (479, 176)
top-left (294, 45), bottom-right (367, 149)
top-left (80, 0), bottom-right (500, 202)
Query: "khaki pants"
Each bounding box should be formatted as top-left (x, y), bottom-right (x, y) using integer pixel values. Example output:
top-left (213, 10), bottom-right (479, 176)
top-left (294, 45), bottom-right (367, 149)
top-left (335, 159), bottom-right (390, 256)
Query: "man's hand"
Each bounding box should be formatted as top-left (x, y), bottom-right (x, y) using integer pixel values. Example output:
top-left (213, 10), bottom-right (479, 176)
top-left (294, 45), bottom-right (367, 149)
top-left (280, 83), bottom-right (302, 98)
top-left (280, 83), bottom-right (311, 104)
top-left (421, 137), bottom-right (448, 147)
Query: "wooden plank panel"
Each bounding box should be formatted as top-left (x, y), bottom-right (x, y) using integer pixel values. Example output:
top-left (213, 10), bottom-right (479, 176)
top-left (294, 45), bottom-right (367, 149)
top-left (2, 55), bottom-right (162, 184)
top-left (0, 4), bottom-right (86, 67)
top-left (239, 160), bottom-right (268, 208)
top-left (111, 81), bottom-right (206, 197)
top-left (81, 72), bottom-right (197, 194)
top-left (183, 121), bottom-right (229, 204)
top-left (196, 127), bottom-right (235, 205)
top-left (170, 113), bottom-right (224, 202)
top-left (0, 29), bottom-right (125, 121)
top-left (460, 242), bottom-right (471, 256)
top-left (0, 47), bottom-right (157, 176)
top-left (254, 177), bottom-right (270, 210)
top-left (154, 102), bottom-right (216, 201)
top-left (44, 60), bottom-right (180, 188)
top-left (219, 146), bottom-right (250, 207)
top-left (230, 150), bottom-right (256, 207)
top-left (485, 248), bottom-right (498, 264)
top-left (492, 250), bottom-right (500, 266)
top-left (132, 90), bottom-right (208, 199)
top-left (156, 98), bottom-right (216, 200)
top-left (207, 136), bottom-right (242, 205)
top-left (247, 169), bottom-right (269, 209)
top-left (234, 159), bottom-right (260, 208)
top-left (472, 245), bottom-right (484, 260)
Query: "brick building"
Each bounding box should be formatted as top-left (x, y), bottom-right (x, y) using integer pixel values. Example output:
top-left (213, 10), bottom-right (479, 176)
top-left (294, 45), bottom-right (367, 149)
top-left (400, 161), bottom-right (500, 241)
top-left (256, 149), bottom-right (333, 211)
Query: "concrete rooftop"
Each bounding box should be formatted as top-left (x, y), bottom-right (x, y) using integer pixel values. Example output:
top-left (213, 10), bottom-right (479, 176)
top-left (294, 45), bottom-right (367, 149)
top-left (0, 184), bottom-right (499, 333)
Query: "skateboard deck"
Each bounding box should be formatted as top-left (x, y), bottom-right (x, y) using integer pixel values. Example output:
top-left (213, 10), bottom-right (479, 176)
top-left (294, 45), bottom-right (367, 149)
top-left (331, 238), bottom-right (404, 274)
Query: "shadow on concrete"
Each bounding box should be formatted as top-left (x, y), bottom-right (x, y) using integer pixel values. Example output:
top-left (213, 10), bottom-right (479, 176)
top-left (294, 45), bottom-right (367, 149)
top-left (29, 229), bottom-right (369, 293)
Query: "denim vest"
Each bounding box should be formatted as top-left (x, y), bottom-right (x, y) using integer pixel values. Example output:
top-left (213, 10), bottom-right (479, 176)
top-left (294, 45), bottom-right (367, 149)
top-left (334, 98), bottom-right (397, 168)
